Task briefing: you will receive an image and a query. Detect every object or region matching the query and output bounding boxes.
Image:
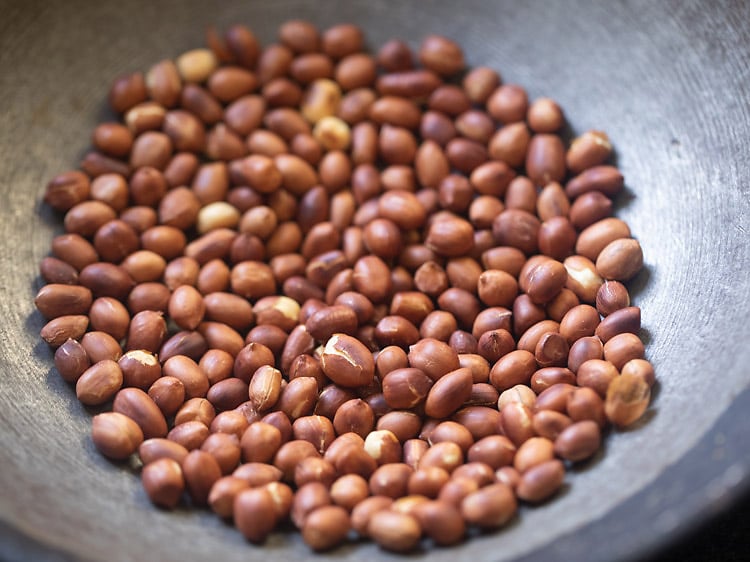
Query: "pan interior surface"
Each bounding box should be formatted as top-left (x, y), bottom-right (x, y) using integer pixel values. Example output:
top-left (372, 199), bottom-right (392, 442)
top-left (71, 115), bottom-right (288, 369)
top-left (0, 1), bottom-right (748, 561)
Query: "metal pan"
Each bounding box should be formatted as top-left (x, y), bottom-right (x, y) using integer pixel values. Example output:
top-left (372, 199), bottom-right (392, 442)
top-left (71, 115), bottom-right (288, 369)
top-left (1, 0), bottom-right (748, 560)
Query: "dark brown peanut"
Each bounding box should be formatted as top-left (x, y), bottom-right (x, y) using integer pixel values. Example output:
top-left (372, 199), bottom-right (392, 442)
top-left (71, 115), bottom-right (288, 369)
top-left (596, 280), bottom-right (631, 316)
top-left (569, 191), bottom-right (612, 230)
top-left (40, 256), bottom-right (79, 285)
top-left (476, 328), bottom-right (515, 363)
top-left (376, 39), bottom-right (414, 71)
top-left (205, 378), bottom-right (247, 412)
top-left (225, 24), bottom-right (261, 68)
top-left (79, 262), bottom-right (135, 300)
top-left (54, 339), bottom-right (91, 383)
top-left (566, 165), bottom-right (624, 199)
top-left (159, 331), bottom-right (207, 363)
top-left (306, 305), bottom-right (358, 342)
top-left (568, 336), bottom-right (604, 373)
top-left (443, 326), bottom-right (479, 353)
top-left (595, 306), bottom-right (641, 342)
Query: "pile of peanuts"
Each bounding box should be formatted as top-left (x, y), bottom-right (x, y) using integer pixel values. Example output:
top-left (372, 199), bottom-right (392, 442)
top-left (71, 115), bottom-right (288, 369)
top-left (37, 20), bottom-right (654, 552)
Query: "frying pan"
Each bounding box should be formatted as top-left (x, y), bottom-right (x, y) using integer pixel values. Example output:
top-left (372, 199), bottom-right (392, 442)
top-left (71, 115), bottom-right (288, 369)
top-left (1, 0), bottom-right (748, 560)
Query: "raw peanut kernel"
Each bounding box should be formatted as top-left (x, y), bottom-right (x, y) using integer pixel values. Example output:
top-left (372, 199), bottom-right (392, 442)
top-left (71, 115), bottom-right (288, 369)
top-left (37, 17), bottom-right (652, 556)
